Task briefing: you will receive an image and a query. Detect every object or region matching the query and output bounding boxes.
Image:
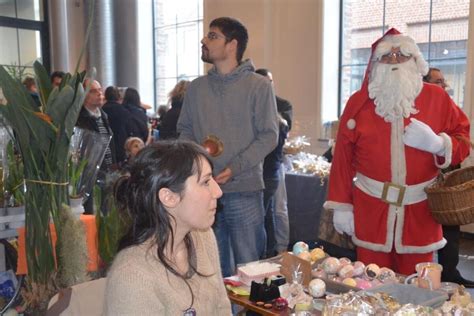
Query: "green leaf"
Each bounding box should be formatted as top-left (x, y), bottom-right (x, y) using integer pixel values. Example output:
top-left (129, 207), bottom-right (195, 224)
top-left (46, 85), bottom-right (75, 126)
top-left (33, 60), bottom-right (53, 109)
top-left (64, 83), bottom-right (85, 139)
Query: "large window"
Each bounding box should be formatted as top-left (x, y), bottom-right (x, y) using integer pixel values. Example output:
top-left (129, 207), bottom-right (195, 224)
top-left (153, 0), bottom-right (203, 108)
top-left (340, 0), bottom-right (470, 115)
top-left (0, 0), bottom-right (48, 81)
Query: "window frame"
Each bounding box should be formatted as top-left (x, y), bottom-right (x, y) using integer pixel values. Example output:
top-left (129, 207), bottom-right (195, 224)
top-left (0, 0), bottom-right (50, 73)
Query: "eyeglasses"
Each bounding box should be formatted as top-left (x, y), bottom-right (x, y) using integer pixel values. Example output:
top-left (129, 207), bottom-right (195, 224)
top-left (205, 32), bottom-right (227, 41)
top-left (430, 78), bottom-right (448, 88)
top-left (378, 51), bottom-right (412, 63)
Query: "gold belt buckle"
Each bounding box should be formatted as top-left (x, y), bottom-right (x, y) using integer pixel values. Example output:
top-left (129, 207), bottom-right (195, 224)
top-left (381, 182), bottom-right (406, 207)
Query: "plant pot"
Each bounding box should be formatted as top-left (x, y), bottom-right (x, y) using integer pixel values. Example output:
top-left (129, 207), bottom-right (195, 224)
top-left (7, 205), bottom-right (25, 229)
top-left (69, 197), bottom-right (84, 219)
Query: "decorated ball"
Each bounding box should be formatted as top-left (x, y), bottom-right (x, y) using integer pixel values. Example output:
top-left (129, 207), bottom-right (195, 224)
top-left (321, 257), bottom-right (341, 274)
top-left (355, 277), bottom-right (373, 290)
top-left (311, 267), bottom-right (327, 279)
top-left (310, 248), bottom-right (326, 262)
top-left (297, 251), bottom-right (311, 262)
top-left (377, 267), bottom-right (397, 283)
top-left (292, 241), bottom-right (309, 255)
top-left (339, 257), bottom-right (352, 266)
top-left (342, 277), bottom-right (357, 287)
top-left (364, 263), bottom-right (381, 280)
top-left (338, 264), bottom-right (354, 278)
top-left (308, 278), bottom-right (326, 298)
top-left (352, 261), bottom-right (366, 277)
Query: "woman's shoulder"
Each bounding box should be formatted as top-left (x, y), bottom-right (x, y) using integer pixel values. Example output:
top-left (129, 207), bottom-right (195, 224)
top-left (108, 243), bottom-right (157, 275)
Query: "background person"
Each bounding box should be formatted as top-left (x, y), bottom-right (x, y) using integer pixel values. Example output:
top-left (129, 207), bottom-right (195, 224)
top-left (122, 87), bottom-right (149, 143)
top-left (123, 136), bottom-right (145, 162)
top-left (255, 68), bottom-right (291, 257)
top-left (159, 80), bottom-right (190, 140)
top-left (104, 141), bottom-right (231, 315)
top-left (177, 17), bottom-right (278, 276)
top-left (76, 79), bottom-right (115, 214)
top-left (423, 67), bottom-right (474, 288)
top-left (50, 70), bottom-right (65, 88)
top-left (102, 86), bottom-right (130, 163)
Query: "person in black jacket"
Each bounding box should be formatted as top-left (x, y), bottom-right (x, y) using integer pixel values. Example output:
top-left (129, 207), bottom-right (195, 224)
top-left (123, 88), bottom-right (149, 143)
top-left (256, 68), bottom-right (292, 257)
top-left (76, 79), bottom-right (115, 214)
top-left (159, 80), bottom-right (190, 140)
top-left (102, 86), bottom-right (130, 164)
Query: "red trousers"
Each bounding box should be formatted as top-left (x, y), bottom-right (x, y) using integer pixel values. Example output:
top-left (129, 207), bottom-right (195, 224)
top-left (357, 247), bottom-right (433, 275)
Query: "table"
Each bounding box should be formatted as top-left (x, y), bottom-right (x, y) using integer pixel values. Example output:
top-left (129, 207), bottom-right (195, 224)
top-left (285, 173), bottom-right (327, 246)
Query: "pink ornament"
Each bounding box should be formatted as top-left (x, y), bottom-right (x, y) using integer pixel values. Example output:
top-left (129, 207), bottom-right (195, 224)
top-left (311, 267), bottom-right (327, 279)
top-left (339, 257), bottom-right (352, 266)
top-left (338, 264), bottom-right (354, 278)
top-left (352, 261), bottom-right (366, 277)
top-left (355, 278), bottom-right (373, 290)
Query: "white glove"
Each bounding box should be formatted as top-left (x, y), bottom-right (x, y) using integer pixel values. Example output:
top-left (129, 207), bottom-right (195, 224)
top-left (403, 118), bottom-right (445, 156)
top-left (333, 210), bottom-right (355, 236)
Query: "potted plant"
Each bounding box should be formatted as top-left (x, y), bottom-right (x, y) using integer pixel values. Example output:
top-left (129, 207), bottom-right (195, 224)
top-left (67, 155), bottom-right (88, 218)
top-left (4, 141), bottom-right (25, 229)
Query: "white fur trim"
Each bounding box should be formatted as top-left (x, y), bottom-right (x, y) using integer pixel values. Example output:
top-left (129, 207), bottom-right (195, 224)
top-left (347, 119), bottom-right (356, 130)
top-left (323, 201), bottom-right (353, 212)
top-left (434, 132), bottom-right (452, 169)
top-left (396, 237), bottom-right (447, 254)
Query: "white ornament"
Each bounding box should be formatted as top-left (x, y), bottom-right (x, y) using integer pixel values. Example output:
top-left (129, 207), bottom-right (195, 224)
top-left (347, 119), bottom-right (356, 130)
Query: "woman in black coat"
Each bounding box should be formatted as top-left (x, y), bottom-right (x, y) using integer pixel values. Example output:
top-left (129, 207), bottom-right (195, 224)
top-left (159, 80), bottom-right (190, 140)
top-left (123, 88), bottom-right (149, 143)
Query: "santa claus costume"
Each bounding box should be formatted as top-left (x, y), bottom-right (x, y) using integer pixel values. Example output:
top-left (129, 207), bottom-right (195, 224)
top-left (324, 28), bottom-right (470, 274)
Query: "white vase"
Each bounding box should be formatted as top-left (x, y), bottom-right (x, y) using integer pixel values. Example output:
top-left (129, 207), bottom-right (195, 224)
top-left (7, 205), bottom-right (25, 229)
top-left (69, 197), bottom-right (84, 219)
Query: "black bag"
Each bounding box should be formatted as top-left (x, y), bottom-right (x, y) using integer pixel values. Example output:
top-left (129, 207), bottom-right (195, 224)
top-left (249, 279), bottom-right (280, 302)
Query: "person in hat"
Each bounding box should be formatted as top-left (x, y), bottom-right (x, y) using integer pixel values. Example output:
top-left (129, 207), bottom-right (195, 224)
top-left (324, 29), bottom-right (470, 274)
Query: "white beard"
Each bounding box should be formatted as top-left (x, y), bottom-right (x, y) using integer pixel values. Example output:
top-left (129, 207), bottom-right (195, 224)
top-left (368, 59), bottom-right (422, 123)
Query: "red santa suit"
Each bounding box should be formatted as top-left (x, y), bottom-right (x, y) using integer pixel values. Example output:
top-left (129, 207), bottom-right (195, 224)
top-left (325, 29), bottom-right (470, 274)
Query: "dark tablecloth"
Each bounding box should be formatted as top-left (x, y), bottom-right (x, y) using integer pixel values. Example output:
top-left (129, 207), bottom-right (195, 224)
top-left (285, 172), bottom-right (356, 260)
top-left (285, 172), bottom-right (327, 246)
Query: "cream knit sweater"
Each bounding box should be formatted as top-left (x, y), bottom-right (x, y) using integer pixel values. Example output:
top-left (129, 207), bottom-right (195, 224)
top-left (103, 229), bottom-right (231, 315)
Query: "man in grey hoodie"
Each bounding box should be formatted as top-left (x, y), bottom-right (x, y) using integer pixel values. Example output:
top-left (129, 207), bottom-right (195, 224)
top-left (177, 17), bottom-right (278, 277)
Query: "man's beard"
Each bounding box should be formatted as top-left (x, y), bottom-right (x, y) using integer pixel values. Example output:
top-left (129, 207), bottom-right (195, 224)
top-left (201, 46), bottom-right (212, 63)
top-left (368, 59), bottom-right (422, 122)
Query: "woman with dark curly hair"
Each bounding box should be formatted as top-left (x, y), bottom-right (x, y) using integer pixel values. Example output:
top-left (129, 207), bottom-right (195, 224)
top-left (104, 140), bottom-right (231, 315)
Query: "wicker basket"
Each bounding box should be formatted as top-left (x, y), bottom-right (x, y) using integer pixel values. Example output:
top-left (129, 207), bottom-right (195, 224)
top-left (424, 166), bottom-right (474, 226)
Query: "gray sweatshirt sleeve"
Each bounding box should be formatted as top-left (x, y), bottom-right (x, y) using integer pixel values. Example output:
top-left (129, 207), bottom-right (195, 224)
top-left (176, 89), bottom-right (196, 142)
top-left (227, 82), bottom-right (278, 176)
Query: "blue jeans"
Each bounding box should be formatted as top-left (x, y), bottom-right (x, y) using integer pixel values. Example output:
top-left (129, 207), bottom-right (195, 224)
top-left (213, 190), bottom-right (266, 277)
